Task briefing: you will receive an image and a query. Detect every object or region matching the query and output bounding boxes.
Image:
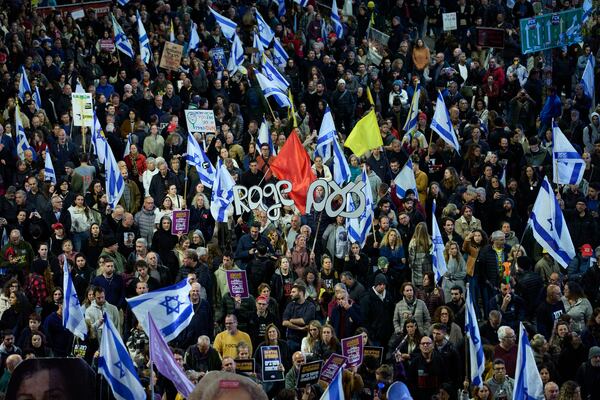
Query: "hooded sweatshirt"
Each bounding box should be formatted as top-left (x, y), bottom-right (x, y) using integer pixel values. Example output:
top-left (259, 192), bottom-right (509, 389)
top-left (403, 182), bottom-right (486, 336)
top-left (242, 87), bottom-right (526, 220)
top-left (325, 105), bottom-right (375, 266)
top-left (583, 112), bottom-right (600, 153)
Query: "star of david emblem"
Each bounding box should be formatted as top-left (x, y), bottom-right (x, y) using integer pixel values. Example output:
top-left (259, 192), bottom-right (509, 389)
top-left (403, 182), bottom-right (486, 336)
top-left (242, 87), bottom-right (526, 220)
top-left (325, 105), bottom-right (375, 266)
top-left (114, 361), bottom-right (126, 378)
top-left (160, 295), bottom-right (183, 315)
top-left (73, 293), bottom-right (81, 306)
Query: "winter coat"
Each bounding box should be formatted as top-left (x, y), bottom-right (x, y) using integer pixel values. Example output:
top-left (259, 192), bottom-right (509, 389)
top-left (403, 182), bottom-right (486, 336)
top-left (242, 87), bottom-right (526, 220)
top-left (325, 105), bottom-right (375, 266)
top-left (393, 298), bottom-right (431, 335)
top-left (361, 287), bottom-right (395, 345)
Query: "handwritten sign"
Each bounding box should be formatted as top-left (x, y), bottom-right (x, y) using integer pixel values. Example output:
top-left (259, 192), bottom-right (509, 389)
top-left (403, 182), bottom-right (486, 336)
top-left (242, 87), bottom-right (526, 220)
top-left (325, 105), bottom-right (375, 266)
top-left (235, 359), bottom-right (255, 374)
top-left (185, 110), bottom-right (216, 133)
top-left (226, 270), bottom-right (249, 298)
top-left (297, 360), bottom-right (323, 387)
top-left (261, 346), bottom-right (283, 382)
top-left (171, 210), bottom-right (190, 235)
top-left (71, 93), bottom-right (93, 127)
top-left (363, 346), bottom-right (384, 366)
top-left (442, 12), bottom-right (457, 31)
top-left (159, 42), bottom-right (184, 71)
top-left (319, 354), bottom-right (346, 384)
top-left (341, 334), bottom-right (364, 368)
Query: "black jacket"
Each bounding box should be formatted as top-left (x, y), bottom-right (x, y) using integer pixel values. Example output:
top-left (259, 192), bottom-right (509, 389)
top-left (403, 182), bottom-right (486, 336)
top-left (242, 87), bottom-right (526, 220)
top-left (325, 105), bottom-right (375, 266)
top-left (361, 287), bottom-right (395, 345)
top-left (476, 244), bottom-right (510, 288)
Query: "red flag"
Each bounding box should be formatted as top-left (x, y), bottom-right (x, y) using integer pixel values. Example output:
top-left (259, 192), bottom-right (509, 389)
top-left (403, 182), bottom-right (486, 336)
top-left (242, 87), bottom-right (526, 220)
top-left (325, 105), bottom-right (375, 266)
top-left (270, 129), bottom-right (316, 214)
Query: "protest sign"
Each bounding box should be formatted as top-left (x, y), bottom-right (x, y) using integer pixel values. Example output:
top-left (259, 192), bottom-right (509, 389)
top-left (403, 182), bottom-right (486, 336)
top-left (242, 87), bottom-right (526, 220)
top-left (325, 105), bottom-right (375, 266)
top-left (235, 359), bottom-right (255, 374)
top-left (210, 47), bottom-right (226, 72)
top-left (319, 354), bottom-right (347, 384)
top-left (363, 346), bottom-right (384, 366)
top-left (226, 270), bottom-right (249, 298)
top-left (185, 110), bottom-right (217, 133)
top-left (442, 12), bottom-right (457, 31)
top-left (519, 8), bottom-right (583, 54)
top-left (297, 360), bottom-right (323, 387)
top-left (342, 334), bottom-right (364, 368)
top-left (261, 346), bottom-right (284, 381)
top-left (171, 210), bottom-right (190, 235)
top-left (71, 93), bottom-right (93, 127)
top-left (476, 27), bottom-right (505, 48)
top-left (160, 42), bottom-right (184, 71)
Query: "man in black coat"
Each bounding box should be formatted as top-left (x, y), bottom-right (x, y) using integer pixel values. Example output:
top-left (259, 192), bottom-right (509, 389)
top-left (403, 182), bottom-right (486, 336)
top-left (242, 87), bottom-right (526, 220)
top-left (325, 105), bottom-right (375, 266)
top-left (176, 282), bottom-right (214, 349)
top-left (44, 195), bottom-right (72, 235)
top-left (360, 275), bottom-right (395, 351)
top-left (149, 159), bottom-right (180, 205)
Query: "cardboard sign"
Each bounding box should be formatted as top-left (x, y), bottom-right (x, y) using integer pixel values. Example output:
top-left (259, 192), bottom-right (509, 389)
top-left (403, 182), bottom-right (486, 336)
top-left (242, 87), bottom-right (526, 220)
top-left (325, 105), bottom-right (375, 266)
top-left (71, 93), bottom-right (93, 127)
top-left (160, 42), bottom-right (184, 71)
top-left (185, 109), bottom-right (217, 133)
top-left (341, 334), bottom-right (364, 368)
top-left (363, 346), bottom-right (384, 366)
top-left (319, 354), bottom-right (347, 384)
top-left (171, 209), bottom-right (190, 235)
top-left (226, 270), bottom-right (249, 298)
top-left (442, 12), bottom-right (457, 31)
top-left (235, 358), bottom-right (255, 374)
top-left (296, 360), bottom-right (323, 387)
top-left (261, 346), bottom-right (284, 382)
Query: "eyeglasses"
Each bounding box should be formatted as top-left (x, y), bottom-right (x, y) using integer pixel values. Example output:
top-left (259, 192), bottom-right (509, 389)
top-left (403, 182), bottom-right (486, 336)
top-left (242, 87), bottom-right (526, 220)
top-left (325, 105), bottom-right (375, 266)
top-left (420, 342), bottom-right (432, 346)
top-left (257, 303), bottom-right (267, 306)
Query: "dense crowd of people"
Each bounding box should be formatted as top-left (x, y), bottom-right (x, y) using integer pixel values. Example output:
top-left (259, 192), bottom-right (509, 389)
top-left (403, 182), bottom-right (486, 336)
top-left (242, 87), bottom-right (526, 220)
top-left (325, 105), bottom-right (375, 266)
top-left (0, 0), bottom-right (599, 399)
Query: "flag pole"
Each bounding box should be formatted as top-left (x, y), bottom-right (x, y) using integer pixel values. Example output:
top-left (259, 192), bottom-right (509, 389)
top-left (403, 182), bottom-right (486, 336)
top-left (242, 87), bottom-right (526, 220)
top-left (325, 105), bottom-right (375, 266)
top-left (428, 90), bottom-right (437, 149)
top-left (148, 312), bottom-right (155, 400)
top-left (464, 282), bottom-right (471, 391)
top-left (252, 66), bottom-right (278, 121)
top-left (311, 211), bottom-right (323, 254)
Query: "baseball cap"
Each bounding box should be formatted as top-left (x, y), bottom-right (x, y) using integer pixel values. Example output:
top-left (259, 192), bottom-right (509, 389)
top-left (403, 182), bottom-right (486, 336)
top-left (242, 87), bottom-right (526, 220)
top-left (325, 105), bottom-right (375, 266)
top-left (581, 244), bottom-right (593, 257)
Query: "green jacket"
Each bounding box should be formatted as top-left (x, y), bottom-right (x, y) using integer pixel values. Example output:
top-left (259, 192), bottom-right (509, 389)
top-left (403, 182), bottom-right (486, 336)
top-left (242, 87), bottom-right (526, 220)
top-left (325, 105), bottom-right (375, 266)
top-left (0, 240), bottom-right (35, 274)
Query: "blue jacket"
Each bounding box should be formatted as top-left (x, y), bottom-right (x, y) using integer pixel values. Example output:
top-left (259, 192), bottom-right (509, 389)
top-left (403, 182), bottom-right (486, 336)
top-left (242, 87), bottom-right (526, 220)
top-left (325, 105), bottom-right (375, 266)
top-left (540, 94), bottom-right (562, 125)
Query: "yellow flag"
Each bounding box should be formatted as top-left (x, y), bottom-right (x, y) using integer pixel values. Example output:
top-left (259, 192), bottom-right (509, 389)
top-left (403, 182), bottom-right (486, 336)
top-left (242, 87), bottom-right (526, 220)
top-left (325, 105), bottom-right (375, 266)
top-left (366, 86), bottom-right (374, 106)
top-left (288, 89), bottom-right (298, 128)
top-left (344, 109), bottom-right (382, 156)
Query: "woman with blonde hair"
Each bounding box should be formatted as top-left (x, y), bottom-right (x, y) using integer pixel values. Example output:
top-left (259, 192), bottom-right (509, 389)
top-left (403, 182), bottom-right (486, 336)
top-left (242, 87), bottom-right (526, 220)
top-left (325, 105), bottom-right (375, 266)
top-left (301, 320), bottom-right (322, 359)
top-left (267, 230), bottom-right (287, 257)
top-left (442, 241), bottom-right (466, 300)
top-left (380, 228), bottom-right (408, 284)
top-left (408, 222), bottom-right (433, 287)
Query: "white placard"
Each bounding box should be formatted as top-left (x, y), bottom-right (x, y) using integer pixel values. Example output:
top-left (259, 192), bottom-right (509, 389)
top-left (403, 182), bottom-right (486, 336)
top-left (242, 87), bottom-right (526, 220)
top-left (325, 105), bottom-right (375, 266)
top-left (71, 93), bottom-right (93, 127)
top-left (71, 9), bottom-right (85, 20)
top-left (443, 12), bottom-right (457, 31)
top-left (184, 110), bottom-right (216, 133)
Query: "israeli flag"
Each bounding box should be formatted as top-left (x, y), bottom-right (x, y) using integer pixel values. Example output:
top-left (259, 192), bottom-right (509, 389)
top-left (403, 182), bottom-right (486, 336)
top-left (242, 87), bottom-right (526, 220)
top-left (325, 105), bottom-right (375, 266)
top-left (18, 66), bottom-right (32, 104)
top-left (315, 106), bottom-right (336, 161)
top-left (583, 0), bottom-right (593, 23)
top-left (255, 71), bottom-right (291, 108)
top-left (258, 118), bottom-right (276, 155)
top-left (15, 104), bottom-right (34, 161)
top-left (272, 37), bottom-right (289, 69)
top-left (98, 313), bottom-right (146, 400)
top-left (331, 0), bottom-right (344, 38)
top-left (513, 322), bottom-right (544, 400)
top-left (431, 200), bottom-right (448, 283)
top-left (92, 111), bottom-right (108, 164)
top-left (552, 120), bottom-right (585, 185)
top-left (186, 132), bottom-right (216, 188)
top-left (75, 80), bottom-right (85, 94)
top-left (529, 176), bottom-right (576, 269)
top-left (500, 164), bottom-right (507, 187)
top-left (431, 91), bottom-right (460, 153)
top-left (320, 367), bottom-right (344, 400)
top-left (105, 144), bottom-right (125, 209)
top-left (137, 11), bottom-right (152, 64)
top-left (277, 0), bottom-right (286, 17)
top-left (227, 33), bottom-right (245, 75)
top-left (210, 8), bottom-right (237, 41)
top-left (253, 32), bottom-right (265, 60)
top-left (1, 229), bottom-right (7, 249)
top-left (403, 87), bottom-right (420, 133)
top-left (127, 278), bottom-right (194, 342)
top-left (261, 55), bottom-right (289, 91)
top-left (333, 138), bottom-right (350, 185)
top-left (294, 0), bottom-right (309, 7)
top-left (255, 9), bottom-right (274, 48)
top-left (189, 22), bottom-right (200, 54)
top-left (123, 134), bottom-right (132, 158)
top-left (62, 256), bottom-right (87, 340)
top-left (347, 166), bottom-right (373, 247)
top-left (33, 86), bottom-right (42, 110)
top-left (111, 14), bottom-right (134, 59)
top-left (394, 159), bottom-right (418, 199)
top-left (466, 284), bottom-right (485, 388)
top-left (581, 55), bottom-right (595, 104)
top-left (210, 163), bottom-right (236, 222)
top-left (44, 148), bottom-right (57, 184)
top-left (117, 0), bottom-right (129, 6)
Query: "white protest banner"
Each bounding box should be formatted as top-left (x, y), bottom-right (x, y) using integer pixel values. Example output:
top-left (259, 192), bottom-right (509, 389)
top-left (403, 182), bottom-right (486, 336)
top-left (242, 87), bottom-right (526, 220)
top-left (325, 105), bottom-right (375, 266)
top-left (72, 92), bottom-right (93, 127)
top-left (185, 110), bottom-right (217, 133)
top-left (443, 12), bottom-right (457, 31)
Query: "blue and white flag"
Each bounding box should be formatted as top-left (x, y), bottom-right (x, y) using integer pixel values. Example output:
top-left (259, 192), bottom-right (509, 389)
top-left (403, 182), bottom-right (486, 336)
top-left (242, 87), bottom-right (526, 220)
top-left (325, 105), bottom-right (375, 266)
top-left (92, 111), bottom-right (108, 164)
top-left (210, 8), bottom-right (237, 41)
top-left (62, 256), bottom-right (87, 340)
top-left (123, 134), bottom-right (132, 158)
top-left (431, 91), bottom-right (460, 152)
top-left (261, 55), bottom-right (289, 91)
top-left (255, 9), bottom-right (274, 48)
top-left (347, 165), bottom-right (373, 247)
top-left (315, 106), bottom-right (336, 161)
top-left (75, 80), bottom-right (85, 94)
top-left (117, 0), bottom-right (129, 6)
top-left (136, 11), bottom-right (152, 64)
top-left (258, 118), bottom-right (276, 155)
top-left (331, 0), bottom-right (344, 38)
top-left (513, 322), bottom-right (544, 400)
top-left (210, 163), bottom-right (236, 222)
top-left (277, 0), bottom-right (286, 17)
top-left (320, 367), bottom-right (344, 400)
top-left (44, 148), bottom-right (57, 184)
top-left (333, 138), bottom-right (350, 185)
top-left (552, 120), bottom-right (585, 185)
top-left (581, 55), bottom-right (595, 106)
top-left (403, 87), bottom-right (420, 133)
top-left (255, 71), bottom-right (291, 108)
top-left (111, 14), bottom-right (135, 59)
top-left (18, 66), bottom-right (32, 104)
top-left (33, 86), bottom-right (42, 110)
top-left (98, 312), bottom-right (146, 400)
top-left (253, 32), bottom-right (265, 62)
top-left (189, 22), bottom-right (200, 54)
top-left (272, 37), bottom-right (289, 69)
top-left (105, 144), bottom-right (125, 209)
top-left (127, 278), bottom-right (194, 342)
top-left (529, 176), bottom-right (576, 268)
top-left (583, 0), bottom-right (593, 23)
top-left (500, 164), bottom-right (507, 187)
top-left (0, 229), bottom-right (7, 249)
top-left (149, 315), bottom-right (194, 397)
top-left (431, 200), bottom-right (448, 283)
top-left (294, 0), bottom-right (309, 6)
top-left (466, 284), bottom-right (485, 388)
top-left (186, 132), bottom-right (216, 188)
top-left (394, 159), bottom-right (418, 199)
top-left (15, 104), bottom-right (33, 161)
top-left (227, 33), bottom-right (245, 75)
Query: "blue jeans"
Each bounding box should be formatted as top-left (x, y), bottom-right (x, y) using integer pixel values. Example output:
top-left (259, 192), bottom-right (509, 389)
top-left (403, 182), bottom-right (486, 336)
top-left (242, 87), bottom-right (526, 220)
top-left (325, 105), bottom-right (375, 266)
top-left (72, 231), bottom-right (89, 252)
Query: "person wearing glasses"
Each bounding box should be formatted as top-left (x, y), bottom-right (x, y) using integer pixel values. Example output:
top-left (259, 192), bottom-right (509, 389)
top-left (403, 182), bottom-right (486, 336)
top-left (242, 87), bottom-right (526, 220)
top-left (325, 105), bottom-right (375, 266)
top-left (406, 335), bottom-right (449, 400)
top-left (213, 314), bottom-right (253, 359)
top-left (493, 326), bottom-right (518, 378)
